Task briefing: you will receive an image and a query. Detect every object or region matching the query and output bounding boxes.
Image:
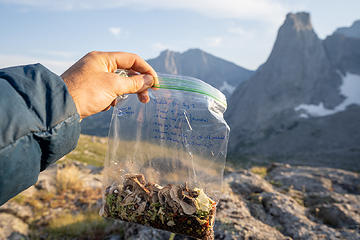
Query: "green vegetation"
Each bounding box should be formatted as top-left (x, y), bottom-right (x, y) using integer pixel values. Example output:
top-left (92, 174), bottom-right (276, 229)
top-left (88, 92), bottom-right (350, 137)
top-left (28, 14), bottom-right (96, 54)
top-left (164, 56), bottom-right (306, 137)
top-left (8, 135), bottom-right (118, 240)
top-left (292, 194), bottom-right (305, 207)
top-left (62, 134), bottom-right (107, 167)
top-left (217, 220), bottom-right (237, 232)
top-left (169, 233), bottom-right (176, 240)
top-left (248, 192), bottom-right (263, 204)
top-left (250, 166), bottom-right (268, 178)
top-left (285, 186), bottom-right (305, 206)
top-left (269, 180), bottom-right (283, 188)
top-left (29, 210), bottom-right (124, 240)
top-left (11, 193), bottom-right (26, 204)
top-left (46, 211), bottom-right (107, 238)
top-left (55, 164), bottom-right (84, 193)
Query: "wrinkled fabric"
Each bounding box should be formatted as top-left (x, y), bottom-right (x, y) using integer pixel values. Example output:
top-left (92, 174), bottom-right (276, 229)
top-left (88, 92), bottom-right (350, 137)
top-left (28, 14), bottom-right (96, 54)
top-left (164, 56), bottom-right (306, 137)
top-left (0, 64), bottom-right (80, 205)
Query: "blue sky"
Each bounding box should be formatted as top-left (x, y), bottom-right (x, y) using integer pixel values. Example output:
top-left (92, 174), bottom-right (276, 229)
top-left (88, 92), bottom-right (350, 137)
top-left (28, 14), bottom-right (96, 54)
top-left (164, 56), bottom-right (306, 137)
top-left (0, 0), bottom-right (359, 74)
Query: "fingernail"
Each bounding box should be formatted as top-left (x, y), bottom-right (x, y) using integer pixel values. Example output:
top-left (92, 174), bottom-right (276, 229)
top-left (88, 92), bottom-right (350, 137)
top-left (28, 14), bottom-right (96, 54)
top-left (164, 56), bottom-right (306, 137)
top-left (140, 95), bottom-right (148, 103)
top-left (144, 74), bottom-right (154, 86)
top-left (144, 96), bottom-right (149, 103)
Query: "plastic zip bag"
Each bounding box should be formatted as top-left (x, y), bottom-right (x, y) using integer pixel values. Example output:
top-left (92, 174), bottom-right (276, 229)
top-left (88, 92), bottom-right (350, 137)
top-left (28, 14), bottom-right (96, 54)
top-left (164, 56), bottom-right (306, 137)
top-left (101, 73), bottom-right (230, 240)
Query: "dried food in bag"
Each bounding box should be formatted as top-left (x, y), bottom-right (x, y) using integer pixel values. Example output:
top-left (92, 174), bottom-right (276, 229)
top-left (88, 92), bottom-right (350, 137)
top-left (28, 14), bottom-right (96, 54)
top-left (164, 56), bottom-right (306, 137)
top-left (101, 73), bottom-right (230, 240)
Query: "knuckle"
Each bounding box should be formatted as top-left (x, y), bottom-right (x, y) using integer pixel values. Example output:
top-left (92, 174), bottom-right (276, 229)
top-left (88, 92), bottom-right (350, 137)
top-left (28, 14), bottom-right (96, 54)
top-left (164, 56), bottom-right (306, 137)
top-left (87, 51), bottom-right (100, 57)
top-left (132, 77), bottom-right (143, 91)
top-left (125, 53), bottom-right (141, 68)
top-left (131, 53), bottom-right (141, 61)
top-left (129, 52), bottom-right (138, 58)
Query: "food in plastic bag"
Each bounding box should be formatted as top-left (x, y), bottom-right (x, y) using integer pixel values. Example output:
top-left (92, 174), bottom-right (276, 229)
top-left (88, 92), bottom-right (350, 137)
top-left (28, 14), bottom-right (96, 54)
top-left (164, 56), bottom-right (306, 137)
top-left (101, 73), bottom-right (230, 240)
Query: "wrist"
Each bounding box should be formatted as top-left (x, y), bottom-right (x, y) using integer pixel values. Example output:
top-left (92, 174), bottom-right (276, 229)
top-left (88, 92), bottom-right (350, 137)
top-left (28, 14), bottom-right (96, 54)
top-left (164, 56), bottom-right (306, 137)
top-left (61, 76), bottom-right (82, 120)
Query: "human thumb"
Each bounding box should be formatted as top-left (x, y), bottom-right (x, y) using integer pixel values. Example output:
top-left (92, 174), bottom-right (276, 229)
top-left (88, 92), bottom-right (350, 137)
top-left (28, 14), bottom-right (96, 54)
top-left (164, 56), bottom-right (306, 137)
top-left (116, 74), bottom-right (154, 95)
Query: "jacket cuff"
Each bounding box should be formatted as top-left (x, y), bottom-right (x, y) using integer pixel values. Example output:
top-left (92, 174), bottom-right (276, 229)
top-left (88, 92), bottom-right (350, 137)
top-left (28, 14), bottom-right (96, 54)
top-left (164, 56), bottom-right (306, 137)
top-left (33, 64), bottom-right (81, 170)
top-left (10, 64), bottom-right (81, 170)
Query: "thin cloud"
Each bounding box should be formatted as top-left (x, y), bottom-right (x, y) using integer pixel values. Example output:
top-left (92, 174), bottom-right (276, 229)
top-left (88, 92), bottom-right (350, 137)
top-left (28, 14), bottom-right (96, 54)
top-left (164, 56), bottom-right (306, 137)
top-left (109, 27), bottom-right (122, 36)
top-left (0, 54), bottom-right (74, 75)
top-left (30, 50), bottom-right (78, 58)
top-left (206, 37), bottom-right (223, 47)
top-left (152, 42), bottom-right (171, 52)
top-left (227, 25), bottom-right (255, 40)
top-left (228, 26), bottom-right (247, 35)
top-left (1, 0), bottom-right (289, 23)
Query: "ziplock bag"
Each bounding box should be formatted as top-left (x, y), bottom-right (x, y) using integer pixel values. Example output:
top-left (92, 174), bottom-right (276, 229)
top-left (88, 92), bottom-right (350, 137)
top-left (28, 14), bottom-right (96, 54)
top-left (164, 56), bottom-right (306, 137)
top-left (101, 73), bottom-right (230, 240)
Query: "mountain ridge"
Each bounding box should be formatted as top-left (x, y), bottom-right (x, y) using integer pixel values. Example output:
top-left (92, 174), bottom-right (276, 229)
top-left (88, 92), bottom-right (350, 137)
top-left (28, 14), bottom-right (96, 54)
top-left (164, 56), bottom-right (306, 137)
top-left (225, 12), bottom-right (360, 170)
top-left (334, 20), bottom-right (360, 39)
top-left (147, 48), bottom-right (253, 97)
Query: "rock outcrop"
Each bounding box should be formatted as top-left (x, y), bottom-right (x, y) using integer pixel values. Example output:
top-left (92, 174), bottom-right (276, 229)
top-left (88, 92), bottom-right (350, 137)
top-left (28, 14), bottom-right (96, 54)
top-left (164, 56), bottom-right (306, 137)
top-left (106, 163), bottom-right (360, 240)
top-left (1, 161), bottom-right (359, 239)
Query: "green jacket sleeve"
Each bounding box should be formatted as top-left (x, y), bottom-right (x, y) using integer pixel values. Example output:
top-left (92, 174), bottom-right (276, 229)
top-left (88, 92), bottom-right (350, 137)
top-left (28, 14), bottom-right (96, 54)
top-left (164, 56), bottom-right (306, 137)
top-left (0, 64), bottom-right (80, 205)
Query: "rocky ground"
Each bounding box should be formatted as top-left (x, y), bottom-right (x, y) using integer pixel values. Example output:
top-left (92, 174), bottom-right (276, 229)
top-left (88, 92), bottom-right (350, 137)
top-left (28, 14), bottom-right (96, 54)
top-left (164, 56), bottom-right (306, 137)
top-left (0, 160), bottom-right (359, 240)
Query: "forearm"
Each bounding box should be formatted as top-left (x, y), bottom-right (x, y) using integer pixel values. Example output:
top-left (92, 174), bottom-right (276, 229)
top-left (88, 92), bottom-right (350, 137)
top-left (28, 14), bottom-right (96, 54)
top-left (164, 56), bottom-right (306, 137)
top-left (0, 64), bottom-right (80, 205)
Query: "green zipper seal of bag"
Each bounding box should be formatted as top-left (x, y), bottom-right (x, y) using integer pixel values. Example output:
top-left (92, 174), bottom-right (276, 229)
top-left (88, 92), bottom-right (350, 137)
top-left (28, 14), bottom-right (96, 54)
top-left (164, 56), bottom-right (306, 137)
top-left (152, 74), bottom-right (227, 108)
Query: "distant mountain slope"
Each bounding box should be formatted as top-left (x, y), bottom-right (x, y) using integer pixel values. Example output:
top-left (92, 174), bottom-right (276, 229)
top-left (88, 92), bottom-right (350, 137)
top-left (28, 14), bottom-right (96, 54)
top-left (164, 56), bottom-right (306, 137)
top-left (225, 12), bottom-right (360, 170)
top-left (147, 48), bottom-right (253, 97)
top-left (324, 29), bottom-right (360, 75)
top-left (81, 49), bottom-right (253, 136)
top-left (334, 20), bottom-right (360, 39)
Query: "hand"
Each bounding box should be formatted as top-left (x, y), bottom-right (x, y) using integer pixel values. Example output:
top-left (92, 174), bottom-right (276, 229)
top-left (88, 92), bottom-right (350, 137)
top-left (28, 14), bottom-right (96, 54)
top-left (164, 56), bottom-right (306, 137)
top-left (61, 51), bottom-right (158, 119)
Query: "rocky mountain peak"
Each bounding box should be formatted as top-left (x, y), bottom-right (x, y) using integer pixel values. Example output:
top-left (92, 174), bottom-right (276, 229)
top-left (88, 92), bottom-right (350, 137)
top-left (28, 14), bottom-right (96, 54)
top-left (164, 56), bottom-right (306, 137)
top-left (184, 48), bottom-right (204, 54)
top-left (285, 12), bottom-right (313, 32)
top-left (267, 11), bottom-right (321, 67)
top-left (156, 49), bottom-right (179, 74)
top-left (225, 12), bottom-right (355, 165)
top-left (252, 11), bottom-right (334, 103)
top-left (159, 49), bottom-right (177, 57)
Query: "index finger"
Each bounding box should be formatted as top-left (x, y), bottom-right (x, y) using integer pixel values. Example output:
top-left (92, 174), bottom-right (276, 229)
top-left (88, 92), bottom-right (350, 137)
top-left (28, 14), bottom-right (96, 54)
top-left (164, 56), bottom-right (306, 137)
top-left (104, 51), bottom-right (159, 87)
